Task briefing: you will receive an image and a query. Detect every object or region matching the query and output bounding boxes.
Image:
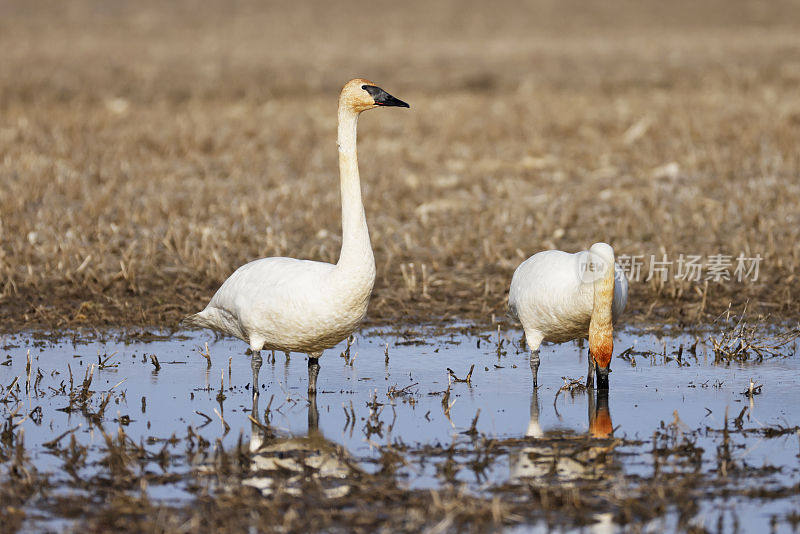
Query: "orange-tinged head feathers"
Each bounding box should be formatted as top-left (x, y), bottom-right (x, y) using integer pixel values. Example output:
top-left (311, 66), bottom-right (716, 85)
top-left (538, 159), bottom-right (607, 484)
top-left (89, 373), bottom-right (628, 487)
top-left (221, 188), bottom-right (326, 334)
top-left (589, 333), bottom-right (613, 368)
top-left (339, 78), bottom-right (409, 113)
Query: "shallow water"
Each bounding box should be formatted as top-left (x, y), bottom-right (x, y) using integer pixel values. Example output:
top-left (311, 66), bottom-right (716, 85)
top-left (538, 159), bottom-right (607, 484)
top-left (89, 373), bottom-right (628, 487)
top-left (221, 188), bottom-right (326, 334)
top-left (1, 325), bottom-right (799, 531)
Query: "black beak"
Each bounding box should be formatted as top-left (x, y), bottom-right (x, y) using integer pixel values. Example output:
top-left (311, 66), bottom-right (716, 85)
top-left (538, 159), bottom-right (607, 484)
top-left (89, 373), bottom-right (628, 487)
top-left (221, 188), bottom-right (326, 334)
top-left (362, 85), bottom-right (410, 108)
top-left (596, 366), bottom-right (610, 390)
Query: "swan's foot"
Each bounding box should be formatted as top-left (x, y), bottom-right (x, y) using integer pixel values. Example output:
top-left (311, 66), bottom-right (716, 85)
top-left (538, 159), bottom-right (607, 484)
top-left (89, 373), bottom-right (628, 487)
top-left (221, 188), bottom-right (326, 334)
top-left (586, 348), bottom-right (596, 389)
top-left (529, 350), bottom-right (540, 389)
top-left (308, 354), bottom-right (321, 393)
top-left (251, 352), bottom-right (263, 400)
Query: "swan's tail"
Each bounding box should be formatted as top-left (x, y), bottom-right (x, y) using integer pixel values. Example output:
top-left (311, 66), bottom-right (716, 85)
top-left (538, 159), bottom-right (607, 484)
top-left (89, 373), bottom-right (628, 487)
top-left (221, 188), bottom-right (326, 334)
top-left (506, 299), bottom-right (519, 322)
top-left (181, 311), bottom-right (209, 329)
top-left (181, 307), bottom-right (246, 341)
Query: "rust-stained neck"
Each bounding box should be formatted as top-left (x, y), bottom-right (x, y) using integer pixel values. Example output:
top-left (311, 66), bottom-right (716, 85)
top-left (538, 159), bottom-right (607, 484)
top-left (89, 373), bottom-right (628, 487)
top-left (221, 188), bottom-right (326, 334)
top-left (588, 244), bottom-right (615, 369)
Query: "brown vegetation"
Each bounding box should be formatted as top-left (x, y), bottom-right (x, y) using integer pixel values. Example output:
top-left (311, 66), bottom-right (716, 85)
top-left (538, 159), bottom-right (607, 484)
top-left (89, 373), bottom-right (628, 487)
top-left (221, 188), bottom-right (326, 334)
top-left (1, 0), bottom-right (799, 331)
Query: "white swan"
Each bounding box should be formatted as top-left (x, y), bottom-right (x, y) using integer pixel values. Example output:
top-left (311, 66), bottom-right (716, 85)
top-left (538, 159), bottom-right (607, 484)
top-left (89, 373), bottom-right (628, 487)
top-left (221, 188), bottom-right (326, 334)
top-left (185, 78), bottom-right (409, 392)
top-left (508, 242), bottom-right (627, 389)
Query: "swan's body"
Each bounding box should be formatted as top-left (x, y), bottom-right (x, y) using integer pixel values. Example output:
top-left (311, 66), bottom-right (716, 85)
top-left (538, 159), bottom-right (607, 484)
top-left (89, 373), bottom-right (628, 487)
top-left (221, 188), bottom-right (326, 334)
top-left (508, 242), bottom-right (628, 389)
top-left (187, 257), bottom-right (371, 354)
top-left (185, 79), bottom-right (408, 391)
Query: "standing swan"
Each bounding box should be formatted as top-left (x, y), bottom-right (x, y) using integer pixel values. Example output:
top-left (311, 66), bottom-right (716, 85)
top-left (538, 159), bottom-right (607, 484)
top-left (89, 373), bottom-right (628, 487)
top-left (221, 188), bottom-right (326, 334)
top-left (185, 79), bottom-right (409, 392)
top-left (508, 242), bottom-right (627, 389)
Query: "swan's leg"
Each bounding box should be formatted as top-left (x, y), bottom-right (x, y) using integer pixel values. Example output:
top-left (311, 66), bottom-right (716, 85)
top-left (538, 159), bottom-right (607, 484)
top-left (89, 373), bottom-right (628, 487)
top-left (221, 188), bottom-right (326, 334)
top-left (586, 347), bottom-right (596, 389)
top-left (530, 351), bottom-right (541, 388)
top-left (248, 335), bottom-right (265, 399)
top-left (308, 352), bottom-right (322, 393)
top-left (525, 331), bottom-right (544, 389)
top-left (251, 351), bottom-right (263, 400)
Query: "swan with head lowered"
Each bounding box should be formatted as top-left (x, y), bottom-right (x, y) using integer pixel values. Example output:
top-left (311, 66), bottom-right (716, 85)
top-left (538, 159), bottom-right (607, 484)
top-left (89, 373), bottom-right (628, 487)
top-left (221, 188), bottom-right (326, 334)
top-left (185, 79), bottom-right (409, 392)
top-left (508, 242), bottom-right (628, 389)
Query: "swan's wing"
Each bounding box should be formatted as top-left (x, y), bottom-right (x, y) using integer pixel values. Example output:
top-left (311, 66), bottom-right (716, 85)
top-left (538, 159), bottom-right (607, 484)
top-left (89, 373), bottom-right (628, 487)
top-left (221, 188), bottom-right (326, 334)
top-left (183, 304), bottom-right (247, 339)
top-left (510, 251), bottom-right (590, 307)
top-left (189, 257), bottom-right (335, 339)
top-left (509, 250), bottom-right (593, 335)
top-left (208, 257), bottom-right (334, 314)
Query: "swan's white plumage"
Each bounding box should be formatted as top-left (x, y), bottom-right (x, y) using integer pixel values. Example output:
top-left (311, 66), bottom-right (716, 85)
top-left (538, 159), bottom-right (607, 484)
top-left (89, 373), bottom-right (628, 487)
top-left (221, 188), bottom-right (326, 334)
top-left (508, 243), bottom-right (628, 350)
top-left (185, 79), bottom-right (407, 389)
top-left (186, 256), bottom-right (373, 353)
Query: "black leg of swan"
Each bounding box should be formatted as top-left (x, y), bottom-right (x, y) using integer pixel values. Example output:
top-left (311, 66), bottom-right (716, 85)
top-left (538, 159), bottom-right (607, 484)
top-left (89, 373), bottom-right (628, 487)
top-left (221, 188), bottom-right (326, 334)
top-left (586, 348), bottom-right (596, 389)
top-left (529, 350), bottom-right (540, 389)
top-left (308, 353), bottom-right (321, 393)
top-left (251, 352), bottom-right (263, 400)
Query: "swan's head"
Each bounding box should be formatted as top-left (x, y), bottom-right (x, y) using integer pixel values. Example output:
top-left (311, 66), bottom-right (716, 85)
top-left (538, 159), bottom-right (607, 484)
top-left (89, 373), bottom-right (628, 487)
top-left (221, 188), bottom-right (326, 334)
top-left (340, 78), bottom-right (409, 113)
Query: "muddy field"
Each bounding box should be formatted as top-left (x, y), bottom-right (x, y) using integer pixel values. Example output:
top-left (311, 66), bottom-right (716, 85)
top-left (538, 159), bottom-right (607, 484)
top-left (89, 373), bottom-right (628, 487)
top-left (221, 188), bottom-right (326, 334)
top-left (1, 0), bottom-right (800, 330)
top-left (1, 320), bottom-right (799, 533)
top-left (2, 323), bottom-right (799, 532)
top-left (2, 1), bottom-right (800, 532)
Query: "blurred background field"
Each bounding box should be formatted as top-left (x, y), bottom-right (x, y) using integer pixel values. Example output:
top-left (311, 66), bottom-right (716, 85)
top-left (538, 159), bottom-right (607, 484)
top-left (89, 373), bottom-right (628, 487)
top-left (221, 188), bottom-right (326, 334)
top-left (1, 0), bottom-right (799, 330)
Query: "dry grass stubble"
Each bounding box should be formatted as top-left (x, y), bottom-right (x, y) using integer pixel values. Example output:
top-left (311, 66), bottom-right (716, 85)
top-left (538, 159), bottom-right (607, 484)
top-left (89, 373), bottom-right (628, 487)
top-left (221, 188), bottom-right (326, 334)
top-left (1, 0), bottom-right (799, 331)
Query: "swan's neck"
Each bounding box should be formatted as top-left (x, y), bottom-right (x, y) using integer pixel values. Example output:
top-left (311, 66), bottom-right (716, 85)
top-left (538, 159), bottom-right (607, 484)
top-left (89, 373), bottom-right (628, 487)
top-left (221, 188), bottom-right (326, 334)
top-left (589, 261), bottom-right (615, 368)
top-left (335, 108), bottom-right (374, 274)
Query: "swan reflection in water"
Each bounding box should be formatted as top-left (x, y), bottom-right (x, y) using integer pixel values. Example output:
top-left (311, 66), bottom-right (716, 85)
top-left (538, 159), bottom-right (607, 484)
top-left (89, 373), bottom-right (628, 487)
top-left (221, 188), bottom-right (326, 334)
top-left (510, 390), bottom-right (617, 532)
top-left (510, 389), bottom-right (616, 483)
top-left (243, 355), bottom-right (356, 498)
